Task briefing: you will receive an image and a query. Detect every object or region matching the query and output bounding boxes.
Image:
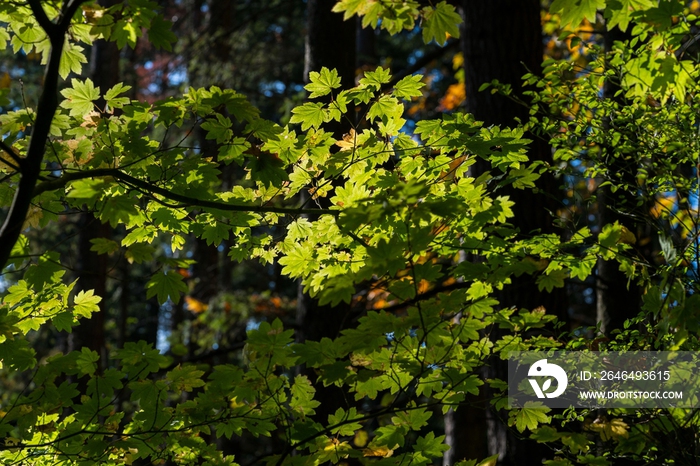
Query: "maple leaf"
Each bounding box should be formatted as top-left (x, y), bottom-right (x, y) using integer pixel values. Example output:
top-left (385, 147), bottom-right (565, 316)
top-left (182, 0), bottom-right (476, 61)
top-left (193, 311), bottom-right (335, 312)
top-left (421, 2), bottom-right (462, 45)
top-left (60, 78), bottom-right (100, 117)
top-left (305, 67), bottom-right (341, 98)
top-left (146, 271), bottom-right (188, 304)
top-left (550, 0), bottom-right (605, 27)
top-left (335, 128), bottom-right (357, 151)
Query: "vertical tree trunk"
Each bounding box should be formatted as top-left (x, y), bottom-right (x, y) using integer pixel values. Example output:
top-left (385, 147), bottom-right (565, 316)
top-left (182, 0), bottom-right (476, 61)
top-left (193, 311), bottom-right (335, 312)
top-left (72, 0), bottom-right (121, 366)
top-left (451, 2), bottom-right (563, 465)
top-left (297, 0), bottom-right (356, 424)
top-left (596, 27), bottom-right (641, 335)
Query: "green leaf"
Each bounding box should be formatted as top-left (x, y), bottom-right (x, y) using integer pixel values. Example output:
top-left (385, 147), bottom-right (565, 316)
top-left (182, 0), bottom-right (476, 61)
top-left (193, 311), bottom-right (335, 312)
top-left (331, 0), bottom-right (366, 20)
top-left (289, 102), bottom-right (325, 130)
top-left (1, 338), bottom-right (36, 370)
top-left (202, 221), bottom-right (230, 246)
top-left (550, 0), bottom-right (605, 27)
top-left (90, 238), bottom-right (120, 255)
top-left (59, 43), bottom-right (87, 79)
top-left (290, 375), bottom-right (321, 417)
top-left (104, 83), bottom-right (132, 109)
top-left (604, 0), bottom-right (653, 31)
top-left (421, 2), bottom-right (462, 46)
top-left (77, 347), bottom-right (100, 376)
top-left (536, 269), bottom-right (568, 292)
top-left (73, 289), bottom-right (102, 318)
top-left (24, 252), bottom-right (64, 290)
top-left (112, 18), bottom-right (141, 49)
top-left (509, 402), bottom-right (551, 433)
top-left (219, 137), bottom-right (250, 164)
top-left (125, 244), bottom-right (156, 264)
top-left (249, 152), bottom-right (289, 187)
top-left (201, 113), bottom-right (233, 144)
top-left (146, 270), bottom-right (189, 304)
top-left (167, 365), bottom-right (206, 391)
top-left (0, 28), bottom-right (9, 50)
top-left (305, 67), bottom-right (341, 98)
top-left (531, 426), bottom-right (562, 443)
top-left (393, 74), bottom-right (424, 99)
top-left (60, 78), bottom-right (100, 117)
top-left (4, 280), bottom-right (32, 306)
top-left (359, 66), bottom-right (392, 89)
top-left (148, 15), bottom-right (177, 51)
top-left (414, 432), bottom-right (450, 458)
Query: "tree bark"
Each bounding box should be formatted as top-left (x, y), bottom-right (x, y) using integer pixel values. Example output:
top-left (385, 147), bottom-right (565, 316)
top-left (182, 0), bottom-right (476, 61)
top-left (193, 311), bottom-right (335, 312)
top-left (72, 0), bottom-right (121, 364)
top-left (448, 2), bottom-right (564, 465)
top-left (596, 27), bottom-right (641, 335)
top-left (297, 0), bottom-right (356, 425)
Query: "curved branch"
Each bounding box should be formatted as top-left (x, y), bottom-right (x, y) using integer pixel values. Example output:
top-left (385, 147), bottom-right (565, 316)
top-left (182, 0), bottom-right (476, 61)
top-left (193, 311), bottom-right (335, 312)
top-left (33, 168), bottom-right (339, 216)
top-left (0, 0), bottom-right (90, 270)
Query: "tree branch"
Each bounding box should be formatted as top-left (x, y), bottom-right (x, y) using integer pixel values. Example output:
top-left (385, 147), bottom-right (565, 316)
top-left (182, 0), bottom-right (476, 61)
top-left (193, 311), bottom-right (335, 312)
top-left (0, 1), bottom-right (85, 270)
top-left (375, 280), bottom-right (472, 313)
top-left (0, 140), bottom-right (24, 171)
top-left (26, 0), bottom-right (59, 40)
top-left (58, 0), bottom-right (91, 30)
top-left (33, 168), bottom-right (339, 216)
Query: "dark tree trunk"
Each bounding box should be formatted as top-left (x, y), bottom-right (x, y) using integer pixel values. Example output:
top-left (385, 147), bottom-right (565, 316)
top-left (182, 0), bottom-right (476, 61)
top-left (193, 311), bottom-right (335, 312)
top-left (448, 2), bottom-right (564, 465)
top-left (297, 0), bottom-right (356, 424)
top-left (304, 0), bottom-right (356, 89)
top-left (72, 0), bottom-right (121, 366)
top-left (596, 27), bottom-right (641, 335)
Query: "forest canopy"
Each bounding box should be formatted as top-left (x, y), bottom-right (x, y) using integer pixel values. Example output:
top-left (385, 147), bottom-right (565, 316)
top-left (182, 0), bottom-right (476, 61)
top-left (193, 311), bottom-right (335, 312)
top-left (0, 0), bottom-right (699, 465)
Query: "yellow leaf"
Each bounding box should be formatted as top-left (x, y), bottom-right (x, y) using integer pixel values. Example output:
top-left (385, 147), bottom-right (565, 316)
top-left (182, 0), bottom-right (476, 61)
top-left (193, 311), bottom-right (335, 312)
top-left (650, 194), bottom-right (676, 218)
top-left (452, 52), bottom-right (464, 70)
top-left (22, 205), bottom-right (43, 229)
top-left (619, 225), bottom-right (636, 245)
top-left (438, 83), bottom-right (466, 111)
top-left (587, 417), bottom-right (628, 441)
top-left (335, 129), bottom-right (357, 151)
top-left (350, 353), bottom-right (372, 367)
top-left (476, 454), bottom-right (500, 466)
top-left (0, 144), bottom-right (20, 172)
top-left (354, 430), bottom-right (368, 447)
top-left (363, 445), bottom-right (395, 457)
top-left (185, 296), bottom-right (208, 314)
top-left (0, 72), bottom-right (10, 89)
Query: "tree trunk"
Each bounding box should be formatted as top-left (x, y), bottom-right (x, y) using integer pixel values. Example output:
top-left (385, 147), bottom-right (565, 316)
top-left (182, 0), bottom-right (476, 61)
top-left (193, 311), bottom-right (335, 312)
top-left (449, 2), bottom-right (564, 465)
top-left (72, 0), bottom-right (121, 366)
top-left (596, 27), bottom-right (641, 335)
top-left (297, 0), bottom-right (356, 425)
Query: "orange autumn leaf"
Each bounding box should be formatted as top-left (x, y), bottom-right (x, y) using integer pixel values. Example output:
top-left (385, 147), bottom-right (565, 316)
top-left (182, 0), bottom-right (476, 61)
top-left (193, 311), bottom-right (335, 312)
top-left (438, 83), bottom-right (465, 111)
top-left (185, 296), bottom-right (208, 314)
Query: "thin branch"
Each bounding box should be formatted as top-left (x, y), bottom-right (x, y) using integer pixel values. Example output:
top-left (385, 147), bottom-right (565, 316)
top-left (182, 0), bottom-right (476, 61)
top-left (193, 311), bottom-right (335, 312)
top-left (376, 280), bottom-right (473, 312)
top-left (33, 168), bottom-right (339, 216)
top-left (0, 140), bottom-right (24, 171)
top-left (0, 0), bottom-right (88, 270)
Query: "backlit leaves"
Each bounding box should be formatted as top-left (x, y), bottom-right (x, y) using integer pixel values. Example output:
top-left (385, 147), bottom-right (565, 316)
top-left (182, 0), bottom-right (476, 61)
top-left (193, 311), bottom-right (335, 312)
top-left (305, 67), bottom-right (342, 98)
top-left (0, 0), bottom-right (685, 464)
top-left (60, 78), bottom-right (99, 117)
top-left (550, 0), bottom-right (605, 27)
top-left (509, 403), bottom-right (552, 433)
top-left (146, 271), bottom-right (189, 304)
top-left (289, 102), bottom-right (325, 130)
top-left (421, 2), bottom-right (461, 45)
